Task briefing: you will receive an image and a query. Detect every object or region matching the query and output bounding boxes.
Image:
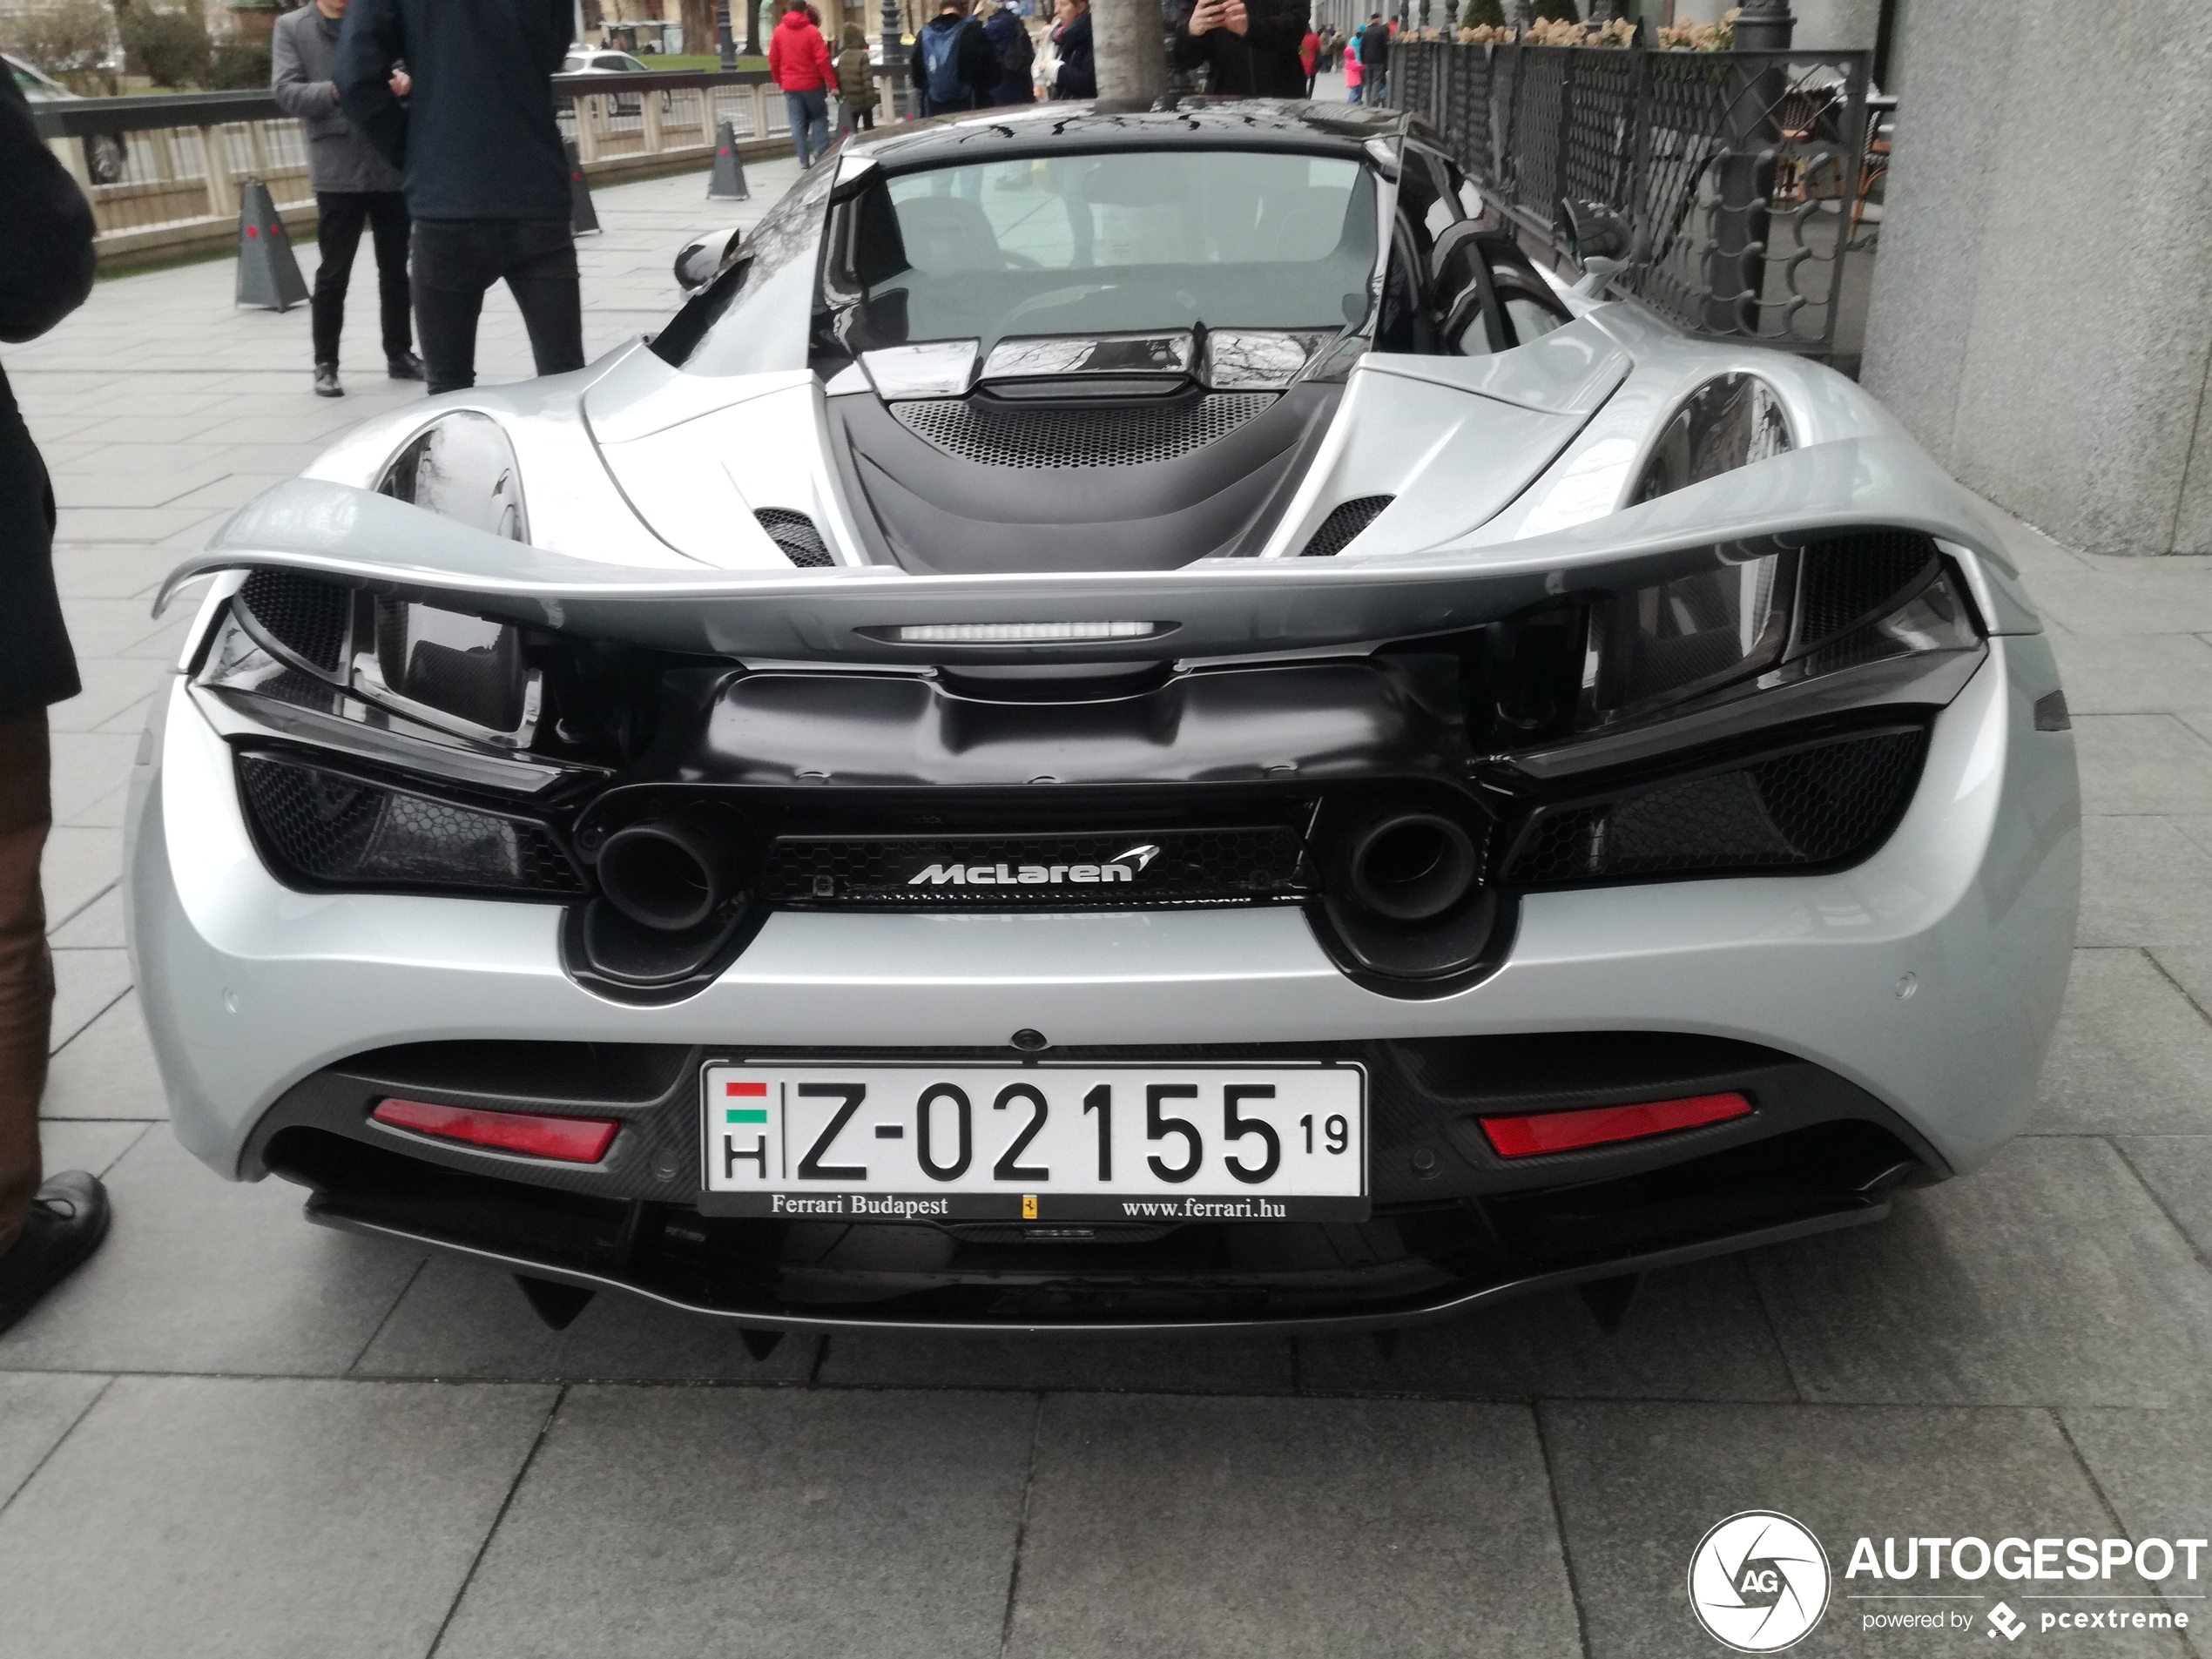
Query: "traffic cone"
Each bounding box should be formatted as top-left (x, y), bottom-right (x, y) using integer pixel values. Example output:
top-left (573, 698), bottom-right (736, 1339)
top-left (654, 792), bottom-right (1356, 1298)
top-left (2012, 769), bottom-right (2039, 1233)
top-left (707, 119), bottom-right (749, 200)
top-left (567, 141), bottom-right (600, 235)
top-left (235, 178), bottom-right (308, 312)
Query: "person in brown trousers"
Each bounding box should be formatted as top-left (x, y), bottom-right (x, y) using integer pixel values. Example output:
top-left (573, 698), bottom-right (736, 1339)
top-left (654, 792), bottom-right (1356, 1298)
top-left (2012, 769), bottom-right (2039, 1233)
top-left (835, 24), bottom-right (879, 133)
top-left (0, 68), bottom-right (111, 1337)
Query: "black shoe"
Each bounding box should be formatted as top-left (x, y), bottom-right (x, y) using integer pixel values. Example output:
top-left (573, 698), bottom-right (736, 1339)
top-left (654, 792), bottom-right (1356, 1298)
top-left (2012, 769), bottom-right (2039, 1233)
top-left (0, 1171), bottom-right (111, 1338)
top-left (388, 351), bottom-right (426, 381)
top-left (314, 362), bottom-right (342, 398)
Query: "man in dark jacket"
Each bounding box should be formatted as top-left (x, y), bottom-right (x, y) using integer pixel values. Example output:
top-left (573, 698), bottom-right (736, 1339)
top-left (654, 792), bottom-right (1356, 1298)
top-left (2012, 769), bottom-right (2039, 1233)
top-left (909, 0), bottom-right (997, 117)
top-left (981, 3), bottom-right (1035, 105)
top-left (272, 0), bottom-right (422, 398)
top-left (1049, 0), bottom-right (1093, 98)
top-left (1355, 12), bottom-right (1387, 104)
top-left (336, 0), bottom-right (584, 396)
top-left (1171, 0), bottom-right (1310, 98)
top-left (0, 69), bottom-right (111, 1339)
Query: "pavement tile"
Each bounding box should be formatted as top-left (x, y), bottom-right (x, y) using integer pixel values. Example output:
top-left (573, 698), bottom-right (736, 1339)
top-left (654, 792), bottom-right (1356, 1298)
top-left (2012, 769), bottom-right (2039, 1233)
top-left (352, 1255), bottom-right (824, 1382)
top-left (2074, 716), bottom-right (2212, 816)
top-left (0, 1131), bottom-right (423, 1376)
top-left (57, 594), bottom-right (187, 656)
top-left (44, 470), bottom-right (212, 510)
top-left (2114, 1138), bottom-right (2212, 1268)
top-left (2061, 1406), bottom-right (2212, 1649)
top-left (37, 1118), bottom-right (150, 1180)
top-left (41, 991), bottom-right (168, 1122)
top-left (1298, 1258), bottom-right (1797, 1402)
top-left (2027, 570), bottom-right (2212, 637)
top-left (37, 826), bottom-right (118, 930)
top-left (44, 656), bottom-right (174, 734)
top-left (435, 1386), bottom-right (1035, 1659)
top-left (2048, 632), bottom-right (2212, 714)
top-left (2079, 819), bottom-right (2212, 949)
top-left (0, 1373), bottom-right (107, 1511)
top-left (0, 1376), bottom-right (556, 1659)
top-left (51, 505), bottom-right (232, 544)
top-left (54, 780), bottom-right (127, 830)
top-left (816, 1328), bottom-right (1294, 1393)
top-left (1749, 1137), bottom-right (2212, 1406)
top-left (45, 886), bottom-right (123, 948)
top-left (2035, 950), bottom-right (2212, 1136)
top-left (1005, 1393), bottom-right (1581, 1659)
top-left (46, 731), bottom-right (138, 825)
top-left (1543, 1400), bottom-right (2189, 1659)
top-left (47, 543), bottom-right (185, 599)
top-left (48, 947), bottom-right (131, 1054)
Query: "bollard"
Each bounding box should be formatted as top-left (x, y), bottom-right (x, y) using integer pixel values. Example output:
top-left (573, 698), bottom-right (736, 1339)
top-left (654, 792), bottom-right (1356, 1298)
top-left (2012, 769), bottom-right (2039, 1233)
top-left (707, 119), bottom-right (750, 200)
top-left (234, 177), bottom-right (308, 312)
top-left (567, 140), bottom-right (601, 235)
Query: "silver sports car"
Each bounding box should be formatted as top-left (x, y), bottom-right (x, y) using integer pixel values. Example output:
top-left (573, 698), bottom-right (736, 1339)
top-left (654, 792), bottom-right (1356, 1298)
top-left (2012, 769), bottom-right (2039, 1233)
top-left (126, 102), bottom-right (2080, 1341)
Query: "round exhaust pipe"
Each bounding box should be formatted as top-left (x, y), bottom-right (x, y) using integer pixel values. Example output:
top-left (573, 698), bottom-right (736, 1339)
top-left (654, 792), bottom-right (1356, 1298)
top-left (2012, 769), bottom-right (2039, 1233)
top-left (595, 814), bottom-right (744, 933)
top-left (1346, 812), bottom-right (1478, 922)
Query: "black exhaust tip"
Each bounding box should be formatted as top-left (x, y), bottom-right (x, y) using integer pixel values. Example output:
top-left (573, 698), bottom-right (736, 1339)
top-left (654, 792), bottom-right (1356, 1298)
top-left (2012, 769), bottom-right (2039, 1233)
top-left (596, 814), bottom-right (742, 933)
top-left (1347, 812), bottom-right (1478, 922)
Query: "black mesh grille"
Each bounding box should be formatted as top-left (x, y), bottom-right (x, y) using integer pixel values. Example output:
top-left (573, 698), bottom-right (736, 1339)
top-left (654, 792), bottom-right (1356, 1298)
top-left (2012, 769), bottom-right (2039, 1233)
top-left (1504, 728), bottom-right (1925, 887)
top-left (239, 754), bottom-right (584, 898)
top-left (1300, 496), bottom-right (1394, 557)
top-left (238, 569), bottom-right (350, 673)
top-left (755, 508), bottom-right (833, 568)
top-left (759, 827), bottom-right (1308, 907)
top-left (1796, 532), bottom-right (1940, 648)
top-left (892, 395), bottom-right (1275, 469)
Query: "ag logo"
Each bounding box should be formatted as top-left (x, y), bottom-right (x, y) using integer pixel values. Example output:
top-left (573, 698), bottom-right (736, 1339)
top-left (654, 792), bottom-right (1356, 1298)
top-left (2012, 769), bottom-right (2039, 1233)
top-left (1687, 1511), bottom-right (1831, 1652)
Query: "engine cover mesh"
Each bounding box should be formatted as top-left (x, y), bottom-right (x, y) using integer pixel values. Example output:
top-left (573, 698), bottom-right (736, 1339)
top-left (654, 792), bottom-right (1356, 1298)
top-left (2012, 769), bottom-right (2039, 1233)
top-left (891, 394), bottom-right (1277, 469)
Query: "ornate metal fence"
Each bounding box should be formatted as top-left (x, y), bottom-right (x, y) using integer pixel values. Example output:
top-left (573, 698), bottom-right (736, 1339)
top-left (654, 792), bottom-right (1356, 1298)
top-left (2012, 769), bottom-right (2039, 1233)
top-left (1391, 41), bottom-right (1881, 363)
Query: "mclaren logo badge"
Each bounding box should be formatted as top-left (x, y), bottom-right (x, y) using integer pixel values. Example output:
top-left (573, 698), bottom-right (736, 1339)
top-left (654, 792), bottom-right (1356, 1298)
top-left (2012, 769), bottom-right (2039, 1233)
top-left (907, 844), bottom-right (1162, 887)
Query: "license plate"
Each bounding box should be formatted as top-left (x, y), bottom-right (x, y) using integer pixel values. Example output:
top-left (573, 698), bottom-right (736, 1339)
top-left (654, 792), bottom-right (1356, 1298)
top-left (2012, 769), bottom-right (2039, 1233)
top-left (698, 1062), bottom-right (1366, 1223)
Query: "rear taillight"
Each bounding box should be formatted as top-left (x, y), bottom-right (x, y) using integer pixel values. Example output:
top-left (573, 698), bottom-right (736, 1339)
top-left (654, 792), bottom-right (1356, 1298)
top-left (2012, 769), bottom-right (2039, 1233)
top-left (371, 1097), bottom-right (620, 1163)
top-left (1479, 1091), bottom-right (1751, 1158)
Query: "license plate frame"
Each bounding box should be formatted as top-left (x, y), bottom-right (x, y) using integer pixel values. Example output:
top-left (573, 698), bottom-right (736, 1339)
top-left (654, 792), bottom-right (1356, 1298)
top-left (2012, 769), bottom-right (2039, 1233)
top-left (697, 1059), bottom-right (1368, 1224)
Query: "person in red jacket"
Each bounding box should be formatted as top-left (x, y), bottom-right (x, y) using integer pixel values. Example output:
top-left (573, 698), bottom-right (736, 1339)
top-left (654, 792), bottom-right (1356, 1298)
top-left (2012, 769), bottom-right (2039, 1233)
top-left (767, 0), bottom-right (835, 169)
top-left (1298, 24), bottom-right (1319, 93)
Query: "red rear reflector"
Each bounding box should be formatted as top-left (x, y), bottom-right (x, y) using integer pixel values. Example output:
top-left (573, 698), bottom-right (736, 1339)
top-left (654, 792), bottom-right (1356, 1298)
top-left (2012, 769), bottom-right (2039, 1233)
top-left (371, 1098), bottom-right (619, 1163)
top-left (1479, 1092), bottom-right (1751, 1159)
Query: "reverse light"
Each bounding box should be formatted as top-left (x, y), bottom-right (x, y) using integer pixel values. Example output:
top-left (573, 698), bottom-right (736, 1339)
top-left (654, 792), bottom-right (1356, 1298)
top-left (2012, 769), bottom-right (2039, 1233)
top-left (371, 1098), bottom-right (619, 1163)
top-left (1479, 1091), bottom-right (1751, 1158)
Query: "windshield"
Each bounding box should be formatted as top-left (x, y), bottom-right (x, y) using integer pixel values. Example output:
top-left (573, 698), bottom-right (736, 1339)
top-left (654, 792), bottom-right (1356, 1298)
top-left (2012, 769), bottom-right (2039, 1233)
top-left (835, 150), bottom-right (1378, 355)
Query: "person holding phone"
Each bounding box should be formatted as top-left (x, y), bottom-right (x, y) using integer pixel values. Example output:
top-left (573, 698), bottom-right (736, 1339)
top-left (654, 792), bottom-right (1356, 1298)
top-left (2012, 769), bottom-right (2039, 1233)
top-left (1170, 0), bottom-right (1308, 98)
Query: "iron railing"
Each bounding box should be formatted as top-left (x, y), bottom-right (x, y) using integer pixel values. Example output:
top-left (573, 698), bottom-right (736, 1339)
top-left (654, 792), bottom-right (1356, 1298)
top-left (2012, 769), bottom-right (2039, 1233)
top-left (24, 69), bottom-right (827, 257)
top-left (1391, 41), bottom-right (1883, 363)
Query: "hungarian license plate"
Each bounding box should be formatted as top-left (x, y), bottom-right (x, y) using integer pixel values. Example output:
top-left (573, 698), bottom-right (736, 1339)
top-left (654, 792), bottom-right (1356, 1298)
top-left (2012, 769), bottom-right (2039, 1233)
top-left (698, 1062), bottom-right (1366, 1223)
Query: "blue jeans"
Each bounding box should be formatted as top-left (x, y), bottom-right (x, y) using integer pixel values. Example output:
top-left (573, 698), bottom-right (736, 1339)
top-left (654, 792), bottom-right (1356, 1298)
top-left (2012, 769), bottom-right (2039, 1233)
top-left (785, 88), bottom-right (829, 168)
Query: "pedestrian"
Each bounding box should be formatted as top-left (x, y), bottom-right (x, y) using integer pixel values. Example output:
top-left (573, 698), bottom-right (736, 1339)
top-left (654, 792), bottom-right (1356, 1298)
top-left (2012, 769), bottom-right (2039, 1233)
top-left (0, 66), bottom-right (110, 1339)
top-left (336, 0), bottom-right (585, 398)
top-left (982, 2), bottom-right (1035, 105)
top-left (1170, 0), bottom-right (1310, 98)
top-left (1343, 40), bottom-right (1361, 101)
top-left (1049, 0), bottom-right (1093, 98)
top-left (910, 0), bottom-right (996, 117)
top-left (1298, 22), bottom-right (1318, 93)
top-left (272, 0), bottom-right (422, 399)
top-left (768, 0), bottom-right (834, 167)
top-left (835, 23), bottom-right (879, 132)
top-left (1356, 10), bottom-right (1387, 103)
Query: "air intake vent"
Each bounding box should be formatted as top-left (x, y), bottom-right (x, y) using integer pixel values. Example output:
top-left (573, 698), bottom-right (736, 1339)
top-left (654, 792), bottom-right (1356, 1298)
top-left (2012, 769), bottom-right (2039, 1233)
top-left (1298, 496), bottom-right (1393, 557)
top-left (759, 827), bottom-right (1308, 908)
top-left (892, 394), bottom-right (1275, 469)
top-left (1502, 726), bottom-right (1926, 887)
top-left (1794, 532), bottom-right (1941, 650)
top-left (754, 508), bottom-right (833, 568)
top-left (238, 569), bottom-right (350, 673)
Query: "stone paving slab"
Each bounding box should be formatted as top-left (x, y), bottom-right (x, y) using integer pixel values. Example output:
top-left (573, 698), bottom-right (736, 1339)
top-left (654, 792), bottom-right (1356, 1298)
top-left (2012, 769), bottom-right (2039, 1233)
top-left (0, 1376), bottom-right (556, 1659)
top-left (814, 1326), bottom-right (1297, 1394)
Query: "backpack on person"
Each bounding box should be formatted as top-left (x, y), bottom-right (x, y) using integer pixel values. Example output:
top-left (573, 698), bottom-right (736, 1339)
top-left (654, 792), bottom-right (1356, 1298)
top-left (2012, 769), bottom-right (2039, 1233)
top-left (998, 17), bottom-right (1034, 78)
top-left (921, 23), bottom-right (968, 105)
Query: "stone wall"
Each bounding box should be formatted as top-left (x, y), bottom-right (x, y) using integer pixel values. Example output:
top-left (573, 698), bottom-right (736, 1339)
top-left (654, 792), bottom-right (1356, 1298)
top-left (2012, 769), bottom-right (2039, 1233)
top-left (1861, 1), bottom-right (2212, 555)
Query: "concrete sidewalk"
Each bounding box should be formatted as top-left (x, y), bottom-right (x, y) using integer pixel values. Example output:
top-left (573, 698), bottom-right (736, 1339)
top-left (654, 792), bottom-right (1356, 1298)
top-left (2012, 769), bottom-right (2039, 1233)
top-left (4, 167), bottom-right (2212, 1659)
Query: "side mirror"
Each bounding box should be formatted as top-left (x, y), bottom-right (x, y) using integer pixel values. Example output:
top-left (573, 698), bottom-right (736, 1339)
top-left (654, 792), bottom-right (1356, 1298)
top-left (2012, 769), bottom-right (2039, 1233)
top-left (673, 227), bottom-right (741, 294)
top-left (1560, 198), bottom-right (1635, 297)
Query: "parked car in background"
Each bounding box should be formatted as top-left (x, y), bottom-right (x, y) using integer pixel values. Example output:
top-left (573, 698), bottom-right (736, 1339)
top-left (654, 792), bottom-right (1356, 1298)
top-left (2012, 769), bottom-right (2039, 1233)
top-left (5, 52), bottom-right (126, 183)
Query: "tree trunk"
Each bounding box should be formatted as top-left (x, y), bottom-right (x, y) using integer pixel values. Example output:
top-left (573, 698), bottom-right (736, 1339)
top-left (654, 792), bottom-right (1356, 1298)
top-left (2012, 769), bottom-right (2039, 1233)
top-left (1092, 0), bottom-right (1166, 101)
top-left (680, 0), bottom-right (717, 52)
top-left (743, 0), bottom-right (763, 56)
